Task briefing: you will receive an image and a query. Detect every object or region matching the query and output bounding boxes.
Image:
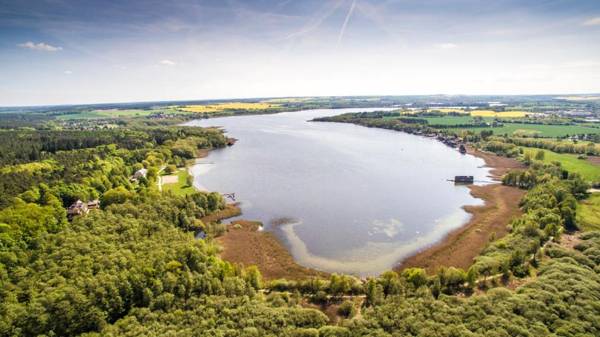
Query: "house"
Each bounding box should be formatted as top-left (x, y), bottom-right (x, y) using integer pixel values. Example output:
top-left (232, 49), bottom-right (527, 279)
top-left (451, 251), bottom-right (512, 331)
top-left (134, 168), bottom-right (148, 179)
top-left (67, 200), bottom-right (89, 219)
top-left (87, 199), bottom-right (100, 209)
top-left (131, 168), bottom-right (148, 181)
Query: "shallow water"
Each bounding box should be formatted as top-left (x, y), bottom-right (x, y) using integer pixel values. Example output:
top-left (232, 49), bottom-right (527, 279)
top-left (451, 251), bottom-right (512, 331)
top-left (186, 108), bottom-right (490, 276)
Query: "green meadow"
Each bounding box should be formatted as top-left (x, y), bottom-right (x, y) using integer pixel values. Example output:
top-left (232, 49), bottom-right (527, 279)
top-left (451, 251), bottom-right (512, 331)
top-left (577, 193), bottom-right (600, 231)
top-left (460, 123), bottom-right (600, 137)
top-left (521, 148), bottom-right (600, 182)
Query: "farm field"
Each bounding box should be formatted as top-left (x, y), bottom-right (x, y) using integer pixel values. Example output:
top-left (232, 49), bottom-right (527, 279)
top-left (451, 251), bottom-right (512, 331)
top-left (577, 193), bottom-right (600, 231)
top-left (469, 110), bottom-right (528, 117)
top-left (450, 123), bottom-right (600, 137)
top-left (179, 102), bottom-right (279, 113)
top-left (394, 115), bottom-right (600, 137)
top-left (521, 147), bottom-right (600, 182)
top-left (425, 109), bottom-right (528, 117)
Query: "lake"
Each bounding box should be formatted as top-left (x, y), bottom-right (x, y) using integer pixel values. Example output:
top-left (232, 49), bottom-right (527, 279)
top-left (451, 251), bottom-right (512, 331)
top-left (185, 108), bottom-right (490, 276)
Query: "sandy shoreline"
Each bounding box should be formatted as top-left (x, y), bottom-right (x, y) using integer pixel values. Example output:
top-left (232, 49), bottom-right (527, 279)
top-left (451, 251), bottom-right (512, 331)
top-left (395, 147), bottom-right (526, 273)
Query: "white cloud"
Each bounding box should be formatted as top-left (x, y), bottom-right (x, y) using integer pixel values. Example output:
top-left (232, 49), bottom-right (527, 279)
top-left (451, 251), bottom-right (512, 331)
top-left (436, 43), bottom-right (458, 49)
top-left (582, 17), bottom-right (600, 26)
top-left (64, 70), bottom-right (73, 75)
top-left (159, 59), bottom-right (176, 66)
top-left (18, 41), bottom-right (62, 52)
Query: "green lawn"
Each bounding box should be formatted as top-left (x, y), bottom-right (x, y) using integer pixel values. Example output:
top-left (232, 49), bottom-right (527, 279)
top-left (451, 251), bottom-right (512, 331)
top-left (394, 115), bottom-right (600, 137)
top-left (162, 169), bottom-right (196, 196)
top-left (577, 193), bottom-right (600, 231)
top-left (451, 123), bottom-right (600, 137)
top-left (521, 148), bottom-right (600, 182)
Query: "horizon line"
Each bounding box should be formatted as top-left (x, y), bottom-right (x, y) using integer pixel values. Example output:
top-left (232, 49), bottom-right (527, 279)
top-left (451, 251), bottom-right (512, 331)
top-left (2, 92), bottom-right (600, 109)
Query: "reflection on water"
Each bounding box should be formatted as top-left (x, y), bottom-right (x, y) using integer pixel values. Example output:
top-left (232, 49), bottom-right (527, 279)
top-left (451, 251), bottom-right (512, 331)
top-left (186, 108), bottom-right (490, 276)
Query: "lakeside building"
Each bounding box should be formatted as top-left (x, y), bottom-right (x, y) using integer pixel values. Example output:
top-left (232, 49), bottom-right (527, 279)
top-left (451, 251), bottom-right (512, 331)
top-left (67, 199), bottom-right (101, 220)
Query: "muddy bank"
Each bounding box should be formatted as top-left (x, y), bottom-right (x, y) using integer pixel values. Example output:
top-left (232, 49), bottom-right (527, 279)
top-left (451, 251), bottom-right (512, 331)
top-left (396, 148), bottom-right (526, 274)
top-left (216, 220), bottom-right (328, 280)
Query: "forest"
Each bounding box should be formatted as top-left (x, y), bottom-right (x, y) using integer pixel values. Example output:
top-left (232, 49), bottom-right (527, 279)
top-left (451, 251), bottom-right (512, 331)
top-left (0, 107), bottom-right (599, 337)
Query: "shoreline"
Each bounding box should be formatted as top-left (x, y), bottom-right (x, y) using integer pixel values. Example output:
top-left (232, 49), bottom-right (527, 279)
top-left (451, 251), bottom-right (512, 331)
top-left (195, 124), bottom-right (527, 277)
top-left (396, 147), bottom-right (526, 274)
top-left (192, 146), bottom-right (328, 280)
top-left (216, 220), bottom-right (329, 280)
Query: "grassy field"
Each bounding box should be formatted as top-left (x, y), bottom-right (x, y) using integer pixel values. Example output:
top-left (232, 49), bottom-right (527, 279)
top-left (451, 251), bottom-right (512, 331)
top-left (162, 169), bottom-right (196, 196)
top-left (395, 115), bottom-right (600, 137)
top-left (179, 102), bottom-right (279, 113)
top-left (577, 194), bottom-right (600, 231)
top-left (521, 148), bottom-right (600, 182)
top-left (426, 109), bottom-right (528, 117)
top-left (449, 123), bottom-right (600, 137)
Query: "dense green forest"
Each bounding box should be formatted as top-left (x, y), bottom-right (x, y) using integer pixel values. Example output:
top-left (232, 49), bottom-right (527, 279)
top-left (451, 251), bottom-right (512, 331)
top-left (1, 108), bottom-right (600, 336)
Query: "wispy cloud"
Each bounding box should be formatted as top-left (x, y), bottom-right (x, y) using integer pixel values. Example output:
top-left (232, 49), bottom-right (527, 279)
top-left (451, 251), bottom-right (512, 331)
top-left (337, 0), bottom-right (357, 47)
top-left (159, 59), bottom-right (176, 66)
top-left (18, 41), bottom-right (62, 51)
top-left (64, 70), bottom-right (73, 75)
top-left (285, 0), bottom-right (344, 40)
top-left (436, 43), bottom-right (458, 49)
top-left (582, 17), bottom-right (600, 26)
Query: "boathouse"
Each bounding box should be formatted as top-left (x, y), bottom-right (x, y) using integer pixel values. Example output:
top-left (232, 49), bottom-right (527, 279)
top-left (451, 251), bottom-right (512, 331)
top-left (454, 175), bottom-right (474, 184)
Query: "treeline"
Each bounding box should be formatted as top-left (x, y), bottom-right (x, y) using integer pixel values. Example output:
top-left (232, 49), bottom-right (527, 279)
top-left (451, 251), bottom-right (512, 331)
top-left (0, 127), bottom-right (226, 166)
top-left (0, 127), bottom-right (227, 249)
top-left (479, 136), bottom-right (600, 158)
top-left (505, 137), bottom-right (600, 156)
top-left (314, 113), bottom-right (433, 135)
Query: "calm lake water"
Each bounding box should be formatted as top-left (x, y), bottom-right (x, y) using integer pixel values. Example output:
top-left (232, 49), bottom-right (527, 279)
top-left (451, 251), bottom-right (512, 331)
top-left (185, 108), bottom-right (490, 276)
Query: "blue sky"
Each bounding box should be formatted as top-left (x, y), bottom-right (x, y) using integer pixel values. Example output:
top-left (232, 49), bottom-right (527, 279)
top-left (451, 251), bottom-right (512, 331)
top-left (1, 0), bottom-right (600, 106)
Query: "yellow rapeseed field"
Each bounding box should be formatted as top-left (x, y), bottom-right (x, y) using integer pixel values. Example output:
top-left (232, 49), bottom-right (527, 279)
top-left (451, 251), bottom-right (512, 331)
top-left (469, 110), bottom-right (528, 118)
top-left (180, 102), bottom-right (278, 113)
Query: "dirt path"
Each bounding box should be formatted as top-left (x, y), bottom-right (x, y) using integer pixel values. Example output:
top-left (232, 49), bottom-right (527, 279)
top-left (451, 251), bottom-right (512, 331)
top-left (396, 148), bottom-right (526, 273)
top-left (216, 220), bottom-right (328, 280)
top-left (587, 156), bottom-right (600, 167)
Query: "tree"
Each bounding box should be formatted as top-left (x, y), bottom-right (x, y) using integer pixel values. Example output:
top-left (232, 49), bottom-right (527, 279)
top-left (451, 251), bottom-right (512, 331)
top-left (365, 279), bottom-right (384, 306)
top-left (101, 186), bottom-right (134, 207)
top-left (402, 268), bottom-right (428, 289)
top-left (337, 300), bottom-right (356, 318)
top-left (535, 150), bottom-right (545, 161)
top-left (186, 172), bottom-right (194, 187)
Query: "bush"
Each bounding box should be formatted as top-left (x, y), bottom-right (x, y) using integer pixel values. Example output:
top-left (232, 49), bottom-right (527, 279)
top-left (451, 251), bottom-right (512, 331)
top-left (337, 300), bottom-right (356, 318)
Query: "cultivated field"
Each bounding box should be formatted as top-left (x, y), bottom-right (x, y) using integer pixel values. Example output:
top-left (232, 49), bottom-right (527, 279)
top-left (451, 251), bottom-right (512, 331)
top-left (469, 110), bottom-right (528, 117)
top-left (179, 102), bottom-right (279, 113)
